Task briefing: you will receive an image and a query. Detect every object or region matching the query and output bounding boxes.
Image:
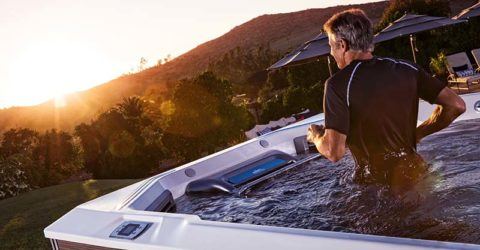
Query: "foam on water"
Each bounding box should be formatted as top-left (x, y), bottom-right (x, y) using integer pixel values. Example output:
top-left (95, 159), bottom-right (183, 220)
top-left (176, 118), bottom-right (480, 244)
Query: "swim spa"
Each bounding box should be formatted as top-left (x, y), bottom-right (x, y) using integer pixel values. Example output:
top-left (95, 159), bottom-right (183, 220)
top-left (177, 117), bottom-right (480, 244)
top-left (45, 93), bottom-right (480, 250)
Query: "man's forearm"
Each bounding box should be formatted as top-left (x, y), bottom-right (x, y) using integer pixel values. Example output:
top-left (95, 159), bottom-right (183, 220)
top-left (312, 131), bottom-right (345, 162)
top-left (416, 105), bottom-right (462, 142)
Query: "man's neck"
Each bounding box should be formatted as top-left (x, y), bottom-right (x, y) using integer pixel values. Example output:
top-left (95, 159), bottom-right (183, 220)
top-left (344, 51), bottom-right (373, 66)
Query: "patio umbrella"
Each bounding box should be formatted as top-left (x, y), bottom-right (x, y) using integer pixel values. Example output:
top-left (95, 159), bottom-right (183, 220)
top-left (454, 2), bottom-right (480, 20)
top-left (374, 13), bottom-right (466, 62)
top-left (268, 33), bottom-right (332, 72)
top-left (269, 13), bottom-right (465, 70)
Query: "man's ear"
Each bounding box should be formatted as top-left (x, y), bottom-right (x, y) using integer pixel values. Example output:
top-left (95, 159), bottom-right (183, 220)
top-left (340, 39), bottom-right (349, 52)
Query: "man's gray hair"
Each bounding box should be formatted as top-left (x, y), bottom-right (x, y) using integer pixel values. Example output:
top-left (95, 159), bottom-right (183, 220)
top-left (324, 9), bottom-right (374, 52)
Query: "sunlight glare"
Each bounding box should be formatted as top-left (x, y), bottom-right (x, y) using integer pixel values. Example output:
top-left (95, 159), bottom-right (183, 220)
top-left (54, 95), bottom-right (66, 108)
top-left (6, 41), bottom-right (118, 107)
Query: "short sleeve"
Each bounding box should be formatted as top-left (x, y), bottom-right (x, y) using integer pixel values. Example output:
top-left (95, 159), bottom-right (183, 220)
top-left (323, 79), bottom-right (349, 135)
top-left (417, 68), bottom-right (446, 104)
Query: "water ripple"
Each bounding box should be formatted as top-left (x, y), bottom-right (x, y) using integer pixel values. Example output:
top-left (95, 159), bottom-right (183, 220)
top-left (176, 118), bottom-right (480, 244)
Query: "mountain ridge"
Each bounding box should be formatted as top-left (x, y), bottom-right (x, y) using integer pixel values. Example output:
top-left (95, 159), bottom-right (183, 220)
top-left (0, 0), bottom-right (475, 132)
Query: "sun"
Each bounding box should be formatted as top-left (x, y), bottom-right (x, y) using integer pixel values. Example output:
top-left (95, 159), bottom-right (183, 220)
top-left (6, 40), bottom-right (118, 107)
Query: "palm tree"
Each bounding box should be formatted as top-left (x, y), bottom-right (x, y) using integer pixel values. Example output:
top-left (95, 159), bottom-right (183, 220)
top-left (117, 96), bottom-right (145, 119)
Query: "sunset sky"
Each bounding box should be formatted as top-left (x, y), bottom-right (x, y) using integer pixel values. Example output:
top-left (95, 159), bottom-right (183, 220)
top-left (0, 0), bottom-right (380, 108)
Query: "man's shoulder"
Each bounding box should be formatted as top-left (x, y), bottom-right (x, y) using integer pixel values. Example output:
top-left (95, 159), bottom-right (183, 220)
top-left (375, 56), bottom-right (420, 72)
top-left (326, 64), bottom-right (356, 86)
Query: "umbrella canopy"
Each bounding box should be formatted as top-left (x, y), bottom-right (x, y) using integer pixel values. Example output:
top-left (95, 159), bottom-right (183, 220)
top-left (269, 13), bottom-right (465, 70)
top-left (454, 2), bottom-right (480, 20)
top-left (374, 13), bottom-right (466, 43)
top-left (268, 33), bottom-right (330, 70)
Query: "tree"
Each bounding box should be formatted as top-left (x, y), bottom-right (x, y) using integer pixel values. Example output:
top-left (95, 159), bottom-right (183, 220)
top-left (306, 81), bottom-right (325, 113)
top-left (286, 59), bottom-right (328, 89)
top-left (0, 127), bottom-right (83, 192)
top-left (375, 0), bottom-right (450, 32)
top-left (258, 79), bottom-right (324, 124)
top-left (0, 128), bottom-right (39, 157)
top-left (74, 96), bottom-right (167, 179)
top-left (266, 69), bottom-right (289, 91)
top-left (117, 96), bottom-right (146, 119)
top-left (259, 94), bottom-right (286, 123)
top-left (374, 0), bottom-right (452, 68)
top-left (282, 86), bottom-right (308, 115)
top-left (164, 71), bottom-right (254, 161)
top-left (137, 57), bottom-right (148, 72)
top-left (208, 44), bottom-right (281, 86)
top-left (75, 123), bottom-right (102, 177)
top-left (164, 54), bottom-right (172, 64)
top-left (0, 128), bottom-right (41, 190)
top-left (33, 129), bottom-right (82, 186)
top-left (258, 56), bottom-right (328, 123)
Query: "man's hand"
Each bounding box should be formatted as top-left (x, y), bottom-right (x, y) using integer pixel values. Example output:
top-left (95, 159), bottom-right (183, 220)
top-left (306, 125), bottom-right (347, 163)
top-left (307, 124), bottom-right (325, 143)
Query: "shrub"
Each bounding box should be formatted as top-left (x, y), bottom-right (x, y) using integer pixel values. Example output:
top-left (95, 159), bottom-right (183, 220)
top-left (430, 51), bottom-right (448, 80)
top-left (0, 155), bottom-right (30, 200)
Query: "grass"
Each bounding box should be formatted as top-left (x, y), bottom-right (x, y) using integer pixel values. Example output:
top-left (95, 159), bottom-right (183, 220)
top-left (0, 179), bottom-right (139, 250)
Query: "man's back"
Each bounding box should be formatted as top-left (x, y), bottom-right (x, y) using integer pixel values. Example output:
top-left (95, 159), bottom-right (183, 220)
top-left (308, 9), bottom-right (464, 190)
top-left (323, 57), bottom-right (445, 184)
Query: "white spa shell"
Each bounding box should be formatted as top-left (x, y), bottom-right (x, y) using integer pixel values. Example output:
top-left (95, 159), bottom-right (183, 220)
top-left (45, 93), bottom-right (480, 250)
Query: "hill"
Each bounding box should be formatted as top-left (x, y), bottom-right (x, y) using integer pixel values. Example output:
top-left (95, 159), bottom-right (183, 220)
top-left (0, 0), bottom-right (476, 132)
top-left (157, 1), bottom-right (390, 81)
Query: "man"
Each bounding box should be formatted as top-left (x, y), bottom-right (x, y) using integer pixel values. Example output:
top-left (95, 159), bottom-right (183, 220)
top-left (307, 9), bottom-right (466, 191)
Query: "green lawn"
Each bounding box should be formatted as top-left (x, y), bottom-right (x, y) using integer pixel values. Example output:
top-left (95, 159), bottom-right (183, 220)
top-left (0, 179), bottom-right (139, 250)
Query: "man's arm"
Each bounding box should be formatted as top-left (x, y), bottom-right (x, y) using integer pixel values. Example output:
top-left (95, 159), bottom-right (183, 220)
top-left (307, 124), bottom-right (347, 162)
top-left (416, 87), bottom-right (466, 143)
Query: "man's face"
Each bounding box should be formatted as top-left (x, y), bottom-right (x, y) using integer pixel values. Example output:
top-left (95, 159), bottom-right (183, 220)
top-left (328, 34), bottom-right (347, 69)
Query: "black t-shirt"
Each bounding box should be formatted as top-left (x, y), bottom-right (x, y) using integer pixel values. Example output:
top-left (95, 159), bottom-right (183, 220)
top-left (323, 56), bottom-right (446, 184)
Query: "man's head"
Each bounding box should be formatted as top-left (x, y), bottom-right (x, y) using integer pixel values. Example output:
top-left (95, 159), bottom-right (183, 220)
top-left (324, 9), bottom-right (374, 69)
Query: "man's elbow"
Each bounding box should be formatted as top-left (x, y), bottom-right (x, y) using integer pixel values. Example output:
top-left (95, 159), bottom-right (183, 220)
top-left (444, 94), bottom-right (466, 117)
top-left (436, 88), bottom-right (466, 119)
top-left (454, 99), bottom-right (466, 116)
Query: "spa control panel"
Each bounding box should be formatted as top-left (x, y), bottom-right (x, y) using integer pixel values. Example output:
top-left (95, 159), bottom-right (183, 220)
top-left (109, 221), bottom-right (152, 240)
